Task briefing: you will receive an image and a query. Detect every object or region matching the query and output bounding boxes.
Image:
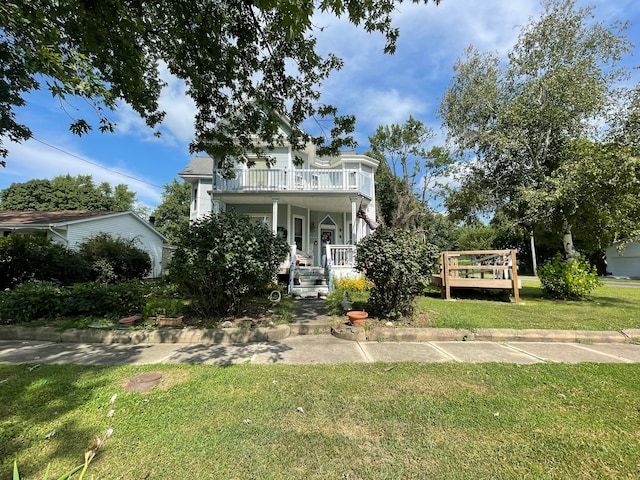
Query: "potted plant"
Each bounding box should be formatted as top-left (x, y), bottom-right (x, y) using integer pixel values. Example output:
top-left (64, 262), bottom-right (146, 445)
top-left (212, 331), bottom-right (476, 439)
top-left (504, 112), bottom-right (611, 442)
top-left (346, 310), bottom-right (368, 327)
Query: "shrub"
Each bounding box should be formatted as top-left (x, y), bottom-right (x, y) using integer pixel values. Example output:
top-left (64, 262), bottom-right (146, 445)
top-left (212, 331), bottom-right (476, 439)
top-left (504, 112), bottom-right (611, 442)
top-left (169, 211), bottom-right (290, 318)
top-left (355, 227), bottom-right (438, 320)
top-left (537, 253), bottom-right (602, 299)
top-left (65, 280), bottom-right (147, 318)
top-left (143, 296), bottom-right (186, 319)
top-left (78, 233), bottom-right (151, 283)
top-left (0, 234), bottom-right (89, 289)
top-left (0, 280), bottom-right (149, 324)
top-left (0, 281), bottom-right (66, 323)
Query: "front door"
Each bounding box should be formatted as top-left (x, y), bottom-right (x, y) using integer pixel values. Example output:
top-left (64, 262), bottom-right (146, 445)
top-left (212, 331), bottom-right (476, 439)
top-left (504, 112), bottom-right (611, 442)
top-left (320, 228), bottom-right (335, 267)
top-left (294, 216), bottom-right (304, 252)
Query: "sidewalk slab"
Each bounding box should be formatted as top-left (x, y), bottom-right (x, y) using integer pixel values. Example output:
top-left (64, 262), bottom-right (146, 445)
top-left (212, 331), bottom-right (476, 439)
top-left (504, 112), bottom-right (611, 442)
top-left (162, 343), bottom-right (266, 364)
top-left (507, 342), bottom-right (633, 364)
top-left (251, 335), bottom-right (366, 364)
top-left (0, 340), bottom-right (179, 365)
top-left (359, 342), bottom-right (452, 363)
top-left (430, 341), bottom-right (542, 364)
top-left (582, 343), bottom-right (640, 362)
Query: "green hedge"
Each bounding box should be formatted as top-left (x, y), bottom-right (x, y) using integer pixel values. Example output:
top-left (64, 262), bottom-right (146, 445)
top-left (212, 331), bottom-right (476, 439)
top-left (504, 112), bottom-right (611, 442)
top-left (0, 280), bottom-right (148, 324)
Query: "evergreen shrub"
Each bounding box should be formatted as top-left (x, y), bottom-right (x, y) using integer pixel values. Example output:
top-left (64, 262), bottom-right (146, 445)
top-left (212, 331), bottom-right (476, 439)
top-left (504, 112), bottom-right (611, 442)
top-left (355, 227), bottom-right (438, 320)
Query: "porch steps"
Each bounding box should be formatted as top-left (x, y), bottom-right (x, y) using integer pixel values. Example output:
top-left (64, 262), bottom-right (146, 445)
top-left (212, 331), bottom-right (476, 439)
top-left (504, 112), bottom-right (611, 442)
top-left (292, 267), bottom-right (329, 299)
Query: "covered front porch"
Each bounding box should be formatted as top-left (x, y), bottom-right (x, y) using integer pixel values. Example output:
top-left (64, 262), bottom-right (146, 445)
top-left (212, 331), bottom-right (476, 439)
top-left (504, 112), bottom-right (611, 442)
top-left (210, 190), bottom-right (374, 271)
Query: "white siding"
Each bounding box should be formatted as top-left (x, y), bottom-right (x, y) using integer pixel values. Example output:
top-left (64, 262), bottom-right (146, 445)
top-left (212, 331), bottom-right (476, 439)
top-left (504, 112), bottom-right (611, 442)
top-left (270, 147), bottom-right (291, 169)
top-left (195, 179), bottom-right (213, 219)
top-left (605, 243), bottom-right (640, 278)
top-left (66, 214), bottom-right (164, 277)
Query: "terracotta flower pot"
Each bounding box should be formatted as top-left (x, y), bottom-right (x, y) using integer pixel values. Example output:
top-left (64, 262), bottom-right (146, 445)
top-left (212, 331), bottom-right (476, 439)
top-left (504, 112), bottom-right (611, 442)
top-left (119, 315), bottom-right (141, 327)
top-left (347, 310), bottom-right (368, 327)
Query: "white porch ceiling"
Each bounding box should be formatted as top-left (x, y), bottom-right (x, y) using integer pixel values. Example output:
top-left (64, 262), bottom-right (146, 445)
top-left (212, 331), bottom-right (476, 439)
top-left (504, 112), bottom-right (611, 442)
top-left (210, 191), bottom-right (370, 213)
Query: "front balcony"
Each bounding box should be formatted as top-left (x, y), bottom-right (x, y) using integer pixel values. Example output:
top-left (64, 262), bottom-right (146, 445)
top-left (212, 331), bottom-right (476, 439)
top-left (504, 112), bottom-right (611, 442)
top-left (213, 168), bottom-right (374, 199)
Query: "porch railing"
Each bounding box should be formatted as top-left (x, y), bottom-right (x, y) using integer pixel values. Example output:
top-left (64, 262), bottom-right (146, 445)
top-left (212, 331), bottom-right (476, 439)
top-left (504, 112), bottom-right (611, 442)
top-left (326, 244), bottom-right (357, 292)
top-left (328, 244), bottom-right (356, 268)
top-left (213, 168), bottom-right (373, 197)
top-left (285, 244), bottom-right (357, 293)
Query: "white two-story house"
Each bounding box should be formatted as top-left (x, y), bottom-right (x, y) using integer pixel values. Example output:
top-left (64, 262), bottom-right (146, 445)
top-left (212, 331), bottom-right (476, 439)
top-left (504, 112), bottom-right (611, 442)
top-left (178, 135), bottom-right (379, 295)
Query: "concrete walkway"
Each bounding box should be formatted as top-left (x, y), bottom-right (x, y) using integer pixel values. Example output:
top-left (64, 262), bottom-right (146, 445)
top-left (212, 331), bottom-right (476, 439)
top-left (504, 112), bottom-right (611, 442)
top-left (2, 336), bottom-right (640, 366)
top-left (1, 298), bottom-right (639, 366)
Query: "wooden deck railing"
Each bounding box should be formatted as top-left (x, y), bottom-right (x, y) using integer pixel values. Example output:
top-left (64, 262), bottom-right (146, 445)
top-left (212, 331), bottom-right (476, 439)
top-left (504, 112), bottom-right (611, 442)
top-left (433, 250), bottom-right (521, 303)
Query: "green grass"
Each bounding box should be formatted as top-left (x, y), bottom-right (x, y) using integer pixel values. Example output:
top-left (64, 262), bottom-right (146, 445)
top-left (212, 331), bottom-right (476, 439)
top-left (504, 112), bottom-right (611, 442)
top-left (417, 282), bottom-right (640, 331)
top-left (3, 362), bottom-right (640, 479)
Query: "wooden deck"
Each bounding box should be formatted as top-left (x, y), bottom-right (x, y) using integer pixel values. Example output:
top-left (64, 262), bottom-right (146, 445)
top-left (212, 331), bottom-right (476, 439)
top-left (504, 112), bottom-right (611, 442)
top-left (432, 250), bottom-right (521, 303)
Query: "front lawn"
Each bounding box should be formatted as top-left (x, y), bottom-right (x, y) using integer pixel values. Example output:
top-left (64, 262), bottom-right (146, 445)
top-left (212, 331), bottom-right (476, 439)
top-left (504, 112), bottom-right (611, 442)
top-left (3, 362), bottom-right (640, 479)
top-left (417, 282), bottom-right (640, 331)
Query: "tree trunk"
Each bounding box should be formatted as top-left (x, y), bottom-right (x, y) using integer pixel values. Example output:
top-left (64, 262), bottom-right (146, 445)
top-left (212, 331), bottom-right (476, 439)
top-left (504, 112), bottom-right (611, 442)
top-left (561, 218), bottom-right (578, 261)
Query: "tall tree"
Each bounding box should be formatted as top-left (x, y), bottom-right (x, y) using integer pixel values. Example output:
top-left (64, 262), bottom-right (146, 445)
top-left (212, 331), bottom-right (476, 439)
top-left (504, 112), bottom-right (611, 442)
top-left (152, 179), bottom-right (191, 244)
top-left (0, 174), bottom-right (136, 211)
top-left (368, 116), bottom-right (453, 229)
top-left (0, 0), bottom-right (442, 167)
top-left (440, 0), bottom-right (635, 259)
top-left (609, 83), bottom-right (640, 151)
top-left (522, 140), bottom-right (640, 254)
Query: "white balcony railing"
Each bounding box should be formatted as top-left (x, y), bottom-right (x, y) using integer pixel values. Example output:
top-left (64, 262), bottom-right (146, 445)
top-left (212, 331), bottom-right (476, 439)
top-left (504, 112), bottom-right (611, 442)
top-left (213, 168), bottom-right (373, 198)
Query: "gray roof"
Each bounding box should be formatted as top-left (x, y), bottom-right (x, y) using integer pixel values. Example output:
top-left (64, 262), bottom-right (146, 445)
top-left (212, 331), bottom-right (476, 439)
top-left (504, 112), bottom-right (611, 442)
top-left (0, 210), bottom-right (119, 226)
top-left (178, 155), bottom-right (213, 177)
top-left (0, 210), bottom-right (167, 241)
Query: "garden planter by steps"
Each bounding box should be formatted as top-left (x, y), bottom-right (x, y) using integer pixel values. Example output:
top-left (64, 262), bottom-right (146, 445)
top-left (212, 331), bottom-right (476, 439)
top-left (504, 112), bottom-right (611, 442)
top-left (157, 315), bottom-right (184, 328)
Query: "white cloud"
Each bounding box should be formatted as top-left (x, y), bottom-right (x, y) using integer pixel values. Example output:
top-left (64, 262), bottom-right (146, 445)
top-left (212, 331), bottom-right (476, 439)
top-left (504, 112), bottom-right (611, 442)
top-left (306, 0), bottom-right (542, 146)
top-left (2, 138), bottom-right (163, 208)
top-left (115, 62), bottom-right (196, 147)
top-left (359, 88), bottom-right (427, 126)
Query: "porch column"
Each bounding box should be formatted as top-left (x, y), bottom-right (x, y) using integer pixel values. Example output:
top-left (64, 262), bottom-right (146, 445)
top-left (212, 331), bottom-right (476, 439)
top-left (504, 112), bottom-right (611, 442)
top-left (272, 197), bottom-right (279, 235)
top-left (350, 196), bottom-right (358, 244)
top-left (212, 200), bottom-right (222, 215)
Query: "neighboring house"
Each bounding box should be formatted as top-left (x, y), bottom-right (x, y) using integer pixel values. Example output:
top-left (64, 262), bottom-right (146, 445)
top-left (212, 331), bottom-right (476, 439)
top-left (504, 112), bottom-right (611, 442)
top-left (0, 210), bottom-right (166, 277)
top-left (178, 136), bottom-right (379, 296)
top-left (605, 242), bottom-right (640, 278)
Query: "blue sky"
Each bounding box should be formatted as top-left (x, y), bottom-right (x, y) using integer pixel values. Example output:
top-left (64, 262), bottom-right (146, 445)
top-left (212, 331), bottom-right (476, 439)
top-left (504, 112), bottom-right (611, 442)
top-left (2, 0), bottom-right (639, 211)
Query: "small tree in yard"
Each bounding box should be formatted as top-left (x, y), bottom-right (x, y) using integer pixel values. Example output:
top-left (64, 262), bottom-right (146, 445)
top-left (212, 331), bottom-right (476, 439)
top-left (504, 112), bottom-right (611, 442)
top-left (169, 211), bottom-right (290, 318)
top-left (355, 227), bottom-right (438, 320)
top-left (537, 253), bottom-right (601, 299)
